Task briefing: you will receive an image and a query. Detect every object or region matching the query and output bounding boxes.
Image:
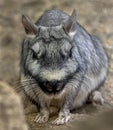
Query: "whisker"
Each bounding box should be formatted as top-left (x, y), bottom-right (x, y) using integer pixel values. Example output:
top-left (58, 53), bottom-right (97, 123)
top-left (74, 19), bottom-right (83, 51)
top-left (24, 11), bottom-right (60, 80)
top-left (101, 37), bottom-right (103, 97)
top-left (21, 80), bottom-right (37, 86)
top-left (22, 83), bottom-right (40, 94)
top-left (21, 78), bottom-right (35, 82)
top-left (21, 80), bottom-right (36, 84)
top-left (24, 85), bottom-right (43, 102)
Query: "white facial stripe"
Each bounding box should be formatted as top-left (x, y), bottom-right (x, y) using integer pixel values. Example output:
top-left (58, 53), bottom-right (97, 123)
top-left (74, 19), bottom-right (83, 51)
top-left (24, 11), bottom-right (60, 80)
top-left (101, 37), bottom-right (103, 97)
top-left (26, 34), bottom-right (36, 39)
top-left (40, 70), bottom-right (66, 81)
top-left (69, 31), bottom-right (76, 38)
top-left (40, 25), bottom-right (62, 30)
top-left (30, 61), bottom-right (40, 75)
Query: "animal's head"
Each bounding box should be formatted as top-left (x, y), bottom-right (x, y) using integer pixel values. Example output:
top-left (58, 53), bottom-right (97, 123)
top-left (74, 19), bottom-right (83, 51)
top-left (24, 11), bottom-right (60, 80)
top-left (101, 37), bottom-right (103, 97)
top-left (22, 10), bottom-right (78, 95)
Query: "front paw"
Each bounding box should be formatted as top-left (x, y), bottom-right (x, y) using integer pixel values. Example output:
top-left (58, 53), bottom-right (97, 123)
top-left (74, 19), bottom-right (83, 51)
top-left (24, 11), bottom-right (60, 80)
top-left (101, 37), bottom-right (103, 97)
top-left (34, 113), bottom-right (49, 123)
top-left (52, 114), bottom-right (70, 125)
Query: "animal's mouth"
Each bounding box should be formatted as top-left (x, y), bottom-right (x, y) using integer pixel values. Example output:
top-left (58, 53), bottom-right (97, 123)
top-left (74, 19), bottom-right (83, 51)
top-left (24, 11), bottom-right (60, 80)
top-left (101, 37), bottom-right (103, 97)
top-left (37, 80), bottom-right (65, 95)
top-left (32, 72), bottom-right (75, 95)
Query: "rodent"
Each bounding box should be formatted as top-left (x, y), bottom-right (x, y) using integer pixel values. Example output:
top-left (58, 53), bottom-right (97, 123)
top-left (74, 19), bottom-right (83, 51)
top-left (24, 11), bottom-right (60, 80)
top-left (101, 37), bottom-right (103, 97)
top-left (20, 9), bottom-right (108, 125)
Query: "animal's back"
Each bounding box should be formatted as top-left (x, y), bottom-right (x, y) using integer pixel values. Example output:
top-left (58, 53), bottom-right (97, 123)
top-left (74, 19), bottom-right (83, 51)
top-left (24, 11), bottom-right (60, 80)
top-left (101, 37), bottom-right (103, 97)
top-left (73, 24), bottom-right (108, 74)
top-left (35, 10), bottom-right (69, 26)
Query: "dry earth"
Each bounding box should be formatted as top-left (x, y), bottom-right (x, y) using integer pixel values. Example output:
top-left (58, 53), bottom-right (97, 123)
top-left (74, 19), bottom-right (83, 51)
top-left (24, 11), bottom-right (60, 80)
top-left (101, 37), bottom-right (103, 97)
top-left (0, 0), bottom-right (113, 130)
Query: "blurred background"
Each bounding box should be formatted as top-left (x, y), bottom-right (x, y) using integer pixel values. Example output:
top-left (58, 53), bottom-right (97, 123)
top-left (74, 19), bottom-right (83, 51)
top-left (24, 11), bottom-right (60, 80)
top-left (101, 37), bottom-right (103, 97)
top-left (0, 0), bottom-right (113, 130)
top-left (0, 0), bottom-right (113, 85)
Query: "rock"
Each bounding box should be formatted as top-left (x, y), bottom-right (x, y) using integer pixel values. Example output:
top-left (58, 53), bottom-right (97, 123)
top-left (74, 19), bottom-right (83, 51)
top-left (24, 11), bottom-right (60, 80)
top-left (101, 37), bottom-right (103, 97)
top-left (0, 81), bottom-right (28, 130)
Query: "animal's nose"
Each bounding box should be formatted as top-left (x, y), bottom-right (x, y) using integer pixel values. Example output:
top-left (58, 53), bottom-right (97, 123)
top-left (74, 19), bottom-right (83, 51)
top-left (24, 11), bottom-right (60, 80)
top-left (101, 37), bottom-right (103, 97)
top-left (44, 81), bottom-right (63, 92)
top-left (47, 81), bottom-right (57, 87)
top-left (45, 81), bottom-right (57, 92)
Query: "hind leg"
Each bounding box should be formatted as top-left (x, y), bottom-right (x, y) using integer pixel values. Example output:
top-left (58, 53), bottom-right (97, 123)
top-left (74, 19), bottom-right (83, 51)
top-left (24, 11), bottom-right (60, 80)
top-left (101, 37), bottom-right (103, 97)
top-left (89, 91), bottom-right (104, 105)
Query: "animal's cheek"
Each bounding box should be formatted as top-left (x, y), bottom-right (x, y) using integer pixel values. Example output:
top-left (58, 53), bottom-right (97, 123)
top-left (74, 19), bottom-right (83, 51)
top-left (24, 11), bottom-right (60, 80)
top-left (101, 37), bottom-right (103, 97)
top-left (56, 82), bottom-right (64, 91)
top-left (64, 60), bottom-right (78, 73)
top-left (28, 62), bottom-right (40, 76)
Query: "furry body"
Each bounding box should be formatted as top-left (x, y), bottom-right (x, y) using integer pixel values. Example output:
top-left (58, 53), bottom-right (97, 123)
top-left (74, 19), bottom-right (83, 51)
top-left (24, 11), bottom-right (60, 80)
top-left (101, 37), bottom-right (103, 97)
top-left (20, 10), bottom-right (108, 124)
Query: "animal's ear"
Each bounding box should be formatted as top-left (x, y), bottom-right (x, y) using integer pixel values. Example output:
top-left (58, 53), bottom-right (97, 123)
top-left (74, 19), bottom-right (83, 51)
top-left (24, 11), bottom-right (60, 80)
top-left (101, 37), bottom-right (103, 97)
top-left (22, 15), bottom-right (38, 37)
top-left (64, 10), bottom-right (77, 37)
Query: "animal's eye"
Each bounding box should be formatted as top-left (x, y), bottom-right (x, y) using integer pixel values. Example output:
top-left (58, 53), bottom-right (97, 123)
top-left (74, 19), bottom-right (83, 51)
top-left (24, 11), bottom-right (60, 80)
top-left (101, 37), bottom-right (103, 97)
top-left (60, 48), bottom-right (72, 60)
top-left (32, 50), bottom-right (37, 60)
top-left (61, 52), bottom-right (67, 60)
top-left (69, 49), bottom-right (72, 58)
top-left (60, 41), bottom-right (72, 60)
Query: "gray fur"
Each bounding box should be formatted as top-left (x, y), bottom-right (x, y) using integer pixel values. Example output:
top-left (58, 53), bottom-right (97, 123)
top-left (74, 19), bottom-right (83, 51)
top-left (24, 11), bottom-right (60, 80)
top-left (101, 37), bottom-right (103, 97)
top-left (20, 10), bottom-right (108, 125)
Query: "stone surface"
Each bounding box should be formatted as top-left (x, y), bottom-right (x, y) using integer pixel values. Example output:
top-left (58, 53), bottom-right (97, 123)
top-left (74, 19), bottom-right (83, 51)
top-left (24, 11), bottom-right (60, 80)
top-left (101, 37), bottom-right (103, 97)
top-left (0, 81), bottom-right (28, 130)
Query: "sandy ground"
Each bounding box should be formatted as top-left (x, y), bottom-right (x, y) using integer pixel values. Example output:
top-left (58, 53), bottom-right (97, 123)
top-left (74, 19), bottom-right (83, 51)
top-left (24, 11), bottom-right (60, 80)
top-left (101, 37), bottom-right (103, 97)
top-left (0, 0), bottom-right (113, 130)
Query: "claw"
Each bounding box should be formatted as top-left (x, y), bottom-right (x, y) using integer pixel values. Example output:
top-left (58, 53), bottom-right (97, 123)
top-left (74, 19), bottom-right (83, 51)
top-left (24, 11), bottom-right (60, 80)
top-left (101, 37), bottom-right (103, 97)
top-left (34, 113), bottom-right (49, 123)
top-left (52, 115), bottom-right (70, 125)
